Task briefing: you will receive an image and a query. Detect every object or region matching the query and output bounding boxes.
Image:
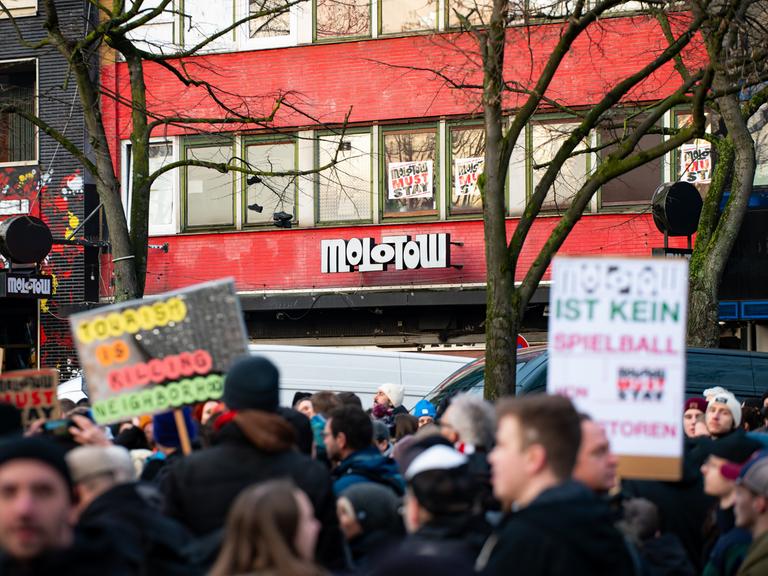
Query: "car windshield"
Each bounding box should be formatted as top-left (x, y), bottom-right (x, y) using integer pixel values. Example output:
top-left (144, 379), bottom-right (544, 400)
top-left (426, 346), bottom-right (546, 405)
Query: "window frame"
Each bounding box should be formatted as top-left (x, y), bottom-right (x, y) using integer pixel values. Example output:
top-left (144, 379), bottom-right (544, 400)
top-left (379, 123), bottom-right (440, 221)
top-left (238, 0), bottom-right (300, 51)
top-left (444, 0), bottom-right (492, 31)
top-left (378, 0), bottom-right (439, 36)
top-left (314, 128), bottom-right (374, 225)
top-left (241, 133), bottom-right (300, 228)
top-left (446, 120), bottom-right (486, 219)
top-left (181, 137), bottom-right (237, 231)
top-left (120, 137), bottom-right (180, 236)
top-left (0, 0), bottom-right (37, 18)
top-left (312, 0), bottom-right (372, 42)
top-left (0, 58), bottom-right (38, 167)
top-left (525, 114), bottom-right (591, 214)
top-left (596, 111), bottom-right (665, 210)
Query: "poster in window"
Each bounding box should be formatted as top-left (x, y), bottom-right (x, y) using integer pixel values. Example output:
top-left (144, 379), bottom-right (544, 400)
top-left (679, 143), bottom-right (712, 184)
top-left (387, 161), bottom-right (433, 200)
top-left (454, 157), bottom-right (483, 197)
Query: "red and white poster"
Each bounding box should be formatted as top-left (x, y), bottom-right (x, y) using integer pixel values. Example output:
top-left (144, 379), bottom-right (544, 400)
top-left (680, 143), bottom-right (712, 184)
top-left (388, 161), bottom-right (433, 200)
top-left (453, 157), bottom-right (483, 197)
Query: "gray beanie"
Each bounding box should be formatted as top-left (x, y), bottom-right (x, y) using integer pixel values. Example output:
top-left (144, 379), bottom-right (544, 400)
top-left (223, 356), bottom-right (280, 412)
top-left (340, 482), bottom-right (402, 533)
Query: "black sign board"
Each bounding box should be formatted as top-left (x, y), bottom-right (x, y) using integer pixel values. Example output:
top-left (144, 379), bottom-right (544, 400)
top-left (0, 271), bottom-right (54, 299)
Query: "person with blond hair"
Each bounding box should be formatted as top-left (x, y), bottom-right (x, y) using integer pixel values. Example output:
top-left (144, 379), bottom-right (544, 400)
top-left (210, 480), bottom-right (326, 576)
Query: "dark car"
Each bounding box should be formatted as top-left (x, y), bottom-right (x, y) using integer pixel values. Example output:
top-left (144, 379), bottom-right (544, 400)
top-left (426, 346), bottom-right (768, 406)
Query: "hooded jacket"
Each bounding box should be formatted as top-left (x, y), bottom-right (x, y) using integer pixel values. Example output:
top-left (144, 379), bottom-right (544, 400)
top-left (161, 413), bottom-right (344, 569)
top-left (331, 445), bottom-right (405, 496)
top-left (479, 481), bottom-right (634, 576)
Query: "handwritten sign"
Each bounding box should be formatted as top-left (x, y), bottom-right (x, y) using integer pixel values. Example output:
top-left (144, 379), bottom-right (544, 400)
top-left (680, 143), bottom-right (712, 184)
top-left (388, 161), bottom-right (433, 200)
top-left (547, 257), bottom-right (688, 481)
top-left (0, 369), bottom-right (59, 427)
top-left (70, 279), bottom-right (248, 425)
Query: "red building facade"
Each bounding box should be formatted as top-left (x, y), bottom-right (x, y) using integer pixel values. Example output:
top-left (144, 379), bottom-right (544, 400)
top-left (100, 9), bottom-right (701, 347)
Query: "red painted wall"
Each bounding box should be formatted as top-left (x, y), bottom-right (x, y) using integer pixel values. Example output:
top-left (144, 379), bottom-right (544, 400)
top-left (107, 213), bottom-right (691, 296)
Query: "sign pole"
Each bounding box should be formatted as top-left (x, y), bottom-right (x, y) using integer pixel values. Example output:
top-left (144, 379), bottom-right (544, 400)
top-left (173, 408), bottom-right (193, 456)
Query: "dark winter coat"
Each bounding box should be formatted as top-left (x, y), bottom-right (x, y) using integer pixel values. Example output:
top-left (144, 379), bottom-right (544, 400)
top-left (331, 445), bottom-right (405, 496)
top-left (703, 507), bottom-right (751, 576)
top-left (480, 481), bottom-right (635, 576)
top-left (641, 533), bottom-right (697, 576)
top-left (77, 481), bottom-right (198, 576)
top-left (161, 420), bottom-right (344, 569)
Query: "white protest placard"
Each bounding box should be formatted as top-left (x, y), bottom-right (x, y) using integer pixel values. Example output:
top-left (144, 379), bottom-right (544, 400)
top-left (680, 142), bottom-right (712, 184)
top-left (547, 257), bottom-right (688, 481)
top-left (454, 157), bottom-right (484, 197)
top-left (388, 160), bottom-right (433, 200)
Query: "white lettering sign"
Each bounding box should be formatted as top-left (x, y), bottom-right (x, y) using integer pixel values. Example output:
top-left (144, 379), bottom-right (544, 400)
top-left (6, 276), bottom-right (52, 296)
top-left (321, 233), bottom-right (451, 273)
top-left (547, 257), bottom-right (688, 480)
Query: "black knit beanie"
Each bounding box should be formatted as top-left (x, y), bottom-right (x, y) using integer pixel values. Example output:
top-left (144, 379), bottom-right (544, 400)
top-left (223, 355), bottom-right (280, 412)
top-left (0, 437), bottom-right (73, 492)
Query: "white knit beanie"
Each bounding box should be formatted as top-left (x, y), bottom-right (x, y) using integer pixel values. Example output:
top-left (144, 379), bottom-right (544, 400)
top-left (707, 389), bottom-right (742, 429)
top-left (378, 383), bottom-right (405, 408)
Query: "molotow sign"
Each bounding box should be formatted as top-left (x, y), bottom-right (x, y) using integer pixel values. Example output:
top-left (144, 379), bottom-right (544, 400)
top-left (0, 271), bottom-right (54, 299)
top-left (322, 233), bottom-right (451, 273)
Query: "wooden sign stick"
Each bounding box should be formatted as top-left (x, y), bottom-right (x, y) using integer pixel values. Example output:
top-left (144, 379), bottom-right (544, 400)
top-left (173, 408), bottom-right (192, 455)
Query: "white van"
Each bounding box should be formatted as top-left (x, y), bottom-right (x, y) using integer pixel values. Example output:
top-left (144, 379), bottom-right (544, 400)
top-left (248, 345), bottom-right (469, 410)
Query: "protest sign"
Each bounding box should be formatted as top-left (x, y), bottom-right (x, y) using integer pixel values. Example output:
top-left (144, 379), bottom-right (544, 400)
top-left (388, 161), bottom-right (433, 200)
top-left (547, 257), bottom-right (688, 481)
top-left (453, 157), bottom-right (483, 197)
top-left (69, 279), bottom-right (248, 425)
top-left (680, 143), bottom-right (712, 184)
top-left (0, 369), bottom-right (59, 427)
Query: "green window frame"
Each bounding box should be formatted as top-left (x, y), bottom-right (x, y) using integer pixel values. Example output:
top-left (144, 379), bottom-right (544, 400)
top-left (598, 112), bottom-right (664, 209)
top-left (526, 116), bottom-right (590, 213)
top-left (447, 122), bottom-right (485, 217)
top-left (313, 0), bottom-right (372, 40)
top-left (379, 0), bottom-right (438, 35)
top-left (242, 135), bottom-right (299, 227)
top-left (182, 138), bottom-right (236, 230)
top-left (315, 129), bottom-right (374, 224)
top-left (380, 124), bottom-right (440, 220)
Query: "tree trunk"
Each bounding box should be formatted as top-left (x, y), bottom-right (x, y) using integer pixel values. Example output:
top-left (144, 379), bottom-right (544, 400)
top-left (481, 0), bottom-right (517, 400)
top-left (687, 88), bottom-right (755, 347)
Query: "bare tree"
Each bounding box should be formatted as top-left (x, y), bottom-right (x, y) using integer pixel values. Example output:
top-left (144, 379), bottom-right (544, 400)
top-left (0, 0), bottom-right (347, 301)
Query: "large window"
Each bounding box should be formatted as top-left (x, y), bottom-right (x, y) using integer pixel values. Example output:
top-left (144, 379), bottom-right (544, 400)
top-left (447, 0), bottom-right (492, 28)
top-left (530, 119), bottom-right (588, 212)
top-left (245, 138), bottom-right (296, 225)
top-left (184, 141), bottom-right (235, 228)
top-left (123, 140), bottom-right (178, 235)
top-left (317, 132), bottom-right (372, 222)
top-left (0, 60), bottom-right (35, 164)
top-left (0, 0), bottom-right (37, 17)
top-left (382, 127), bottom-right (438, 217)
top-left (449, 125), bottom-right (484, 215)
top-left (315, 0), bottom-right (370, 39)
top-left (380, 0), bottom-right (437, 34)
top-left (249, 0), bottom-right (291, 39)
top-left (599, 116), bottom-right (663, 207)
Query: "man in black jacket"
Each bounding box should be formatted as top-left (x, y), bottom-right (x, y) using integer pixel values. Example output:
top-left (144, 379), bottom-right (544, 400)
top-left (477, 395), bottom-right (634, 576)
top-left (160, 355), bottom-right (344, 569)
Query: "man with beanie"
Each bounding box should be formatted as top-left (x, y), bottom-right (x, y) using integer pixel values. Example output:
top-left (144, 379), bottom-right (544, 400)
top-left (372, 383), bottom-right (407, 435)
top-left (0, 437), bottom-right (135, 575)
top-left (141, 408), bottom-right (197, 483)
top-left (707, 389), bottom-right (742, 438)
top-left (685, 397), bottom-right (709, 438)
top-left (161, 355), bottom-right (344, 569)
top-left (67, 445), bottom-right (197, 575)
top-left (699, 432), bottom-right (763, 576)
top-left (734, 452), bottom-right (768, 575)
top-left (337, 483), bottom-right (404, 569)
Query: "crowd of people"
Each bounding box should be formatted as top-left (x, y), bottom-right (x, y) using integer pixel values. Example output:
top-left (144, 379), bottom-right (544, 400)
top-left (2, 355), bottom-right (768, 575)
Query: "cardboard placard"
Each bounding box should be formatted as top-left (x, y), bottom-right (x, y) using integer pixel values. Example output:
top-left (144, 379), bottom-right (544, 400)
top-left (547, 257), bottom-right (688, 481)
top-left (69, 279), bottom-right (249, 425)
top-left (0, 369), bottom-right (59, 427)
